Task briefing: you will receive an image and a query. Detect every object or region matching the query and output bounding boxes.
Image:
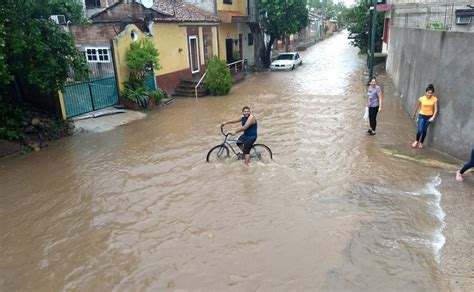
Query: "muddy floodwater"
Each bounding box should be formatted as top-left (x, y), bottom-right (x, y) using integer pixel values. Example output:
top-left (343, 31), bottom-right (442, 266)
top-left (1, 32), bottom-right (472, 291)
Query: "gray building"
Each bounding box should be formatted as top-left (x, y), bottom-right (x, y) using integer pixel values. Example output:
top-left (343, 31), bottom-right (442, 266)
top-left (387, 0), bottom-right (474, 32)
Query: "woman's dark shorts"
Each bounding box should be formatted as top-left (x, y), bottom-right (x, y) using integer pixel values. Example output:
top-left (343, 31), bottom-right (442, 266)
top-left (237, 135), bottom-right (257, 154)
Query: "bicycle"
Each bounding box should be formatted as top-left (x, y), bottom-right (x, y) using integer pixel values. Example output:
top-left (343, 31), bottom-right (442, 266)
top-left (206, 125), bottom-right (273, 163)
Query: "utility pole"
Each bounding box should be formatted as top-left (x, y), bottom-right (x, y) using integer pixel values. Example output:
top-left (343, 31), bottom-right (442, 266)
top-left (368, 0), bottom-right (377, 82)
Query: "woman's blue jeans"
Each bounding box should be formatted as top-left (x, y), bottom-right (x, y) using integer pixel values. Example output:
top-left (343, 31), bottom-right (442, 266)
top-left (416, 114), bottom-right (432, 143)
top-left (460, 148), bottom-right (474, 174)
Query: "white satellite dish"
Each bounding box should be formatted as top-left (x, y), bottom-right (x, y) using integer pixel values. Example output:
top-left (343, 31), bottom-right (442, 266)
top-left (140, 0), bottom-right (153, 8)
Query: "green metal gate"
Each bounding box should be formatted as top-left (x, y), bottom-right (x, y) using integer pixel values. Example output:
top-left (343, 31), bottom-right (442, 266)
top-left (63, 48), bottom-right (119, 118)
top-left (63, 77), bottom-right (118, 118)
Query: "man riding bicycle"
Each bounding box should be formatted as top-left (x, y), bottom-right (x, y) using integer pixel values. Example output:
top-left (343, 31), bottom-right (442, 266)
top-left (222, 106), bottom-right (257, 165)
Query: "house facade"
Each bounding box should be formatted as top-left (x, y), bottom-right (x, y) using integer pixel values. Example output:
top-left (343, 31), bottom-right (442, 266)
top-left (71, 0), bottom-right (220, 93)
top-left (216, 0), bottom-right (255, 65)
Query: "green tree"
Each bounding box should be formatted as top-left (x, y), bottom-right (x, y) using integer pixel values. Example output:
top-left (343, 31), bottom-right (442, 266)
top-left (126, 38), bottom-right (161, 83)
top-left (307, 0), bottom-right (324, 13)
top-left (123, 38), bottom-right (161, 108)
top-left (257, 0), bottom-right (309, 68)
top-left (0, 0), bottom-right (88, 100)
top-left (334, 2), bottom-right (349, 29)
top-left (307, 0), bottom-right (335, 21)
top-left (308, 0), bottom-right (349, 30)
top-left (0, 23), bottom-right (9, 88)
top-left (344, 0), bottom-right (384, 54)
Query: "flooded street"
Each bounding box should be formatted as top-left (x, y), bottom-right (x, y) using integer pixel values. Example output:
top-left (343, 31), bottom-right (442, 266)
top-left (1, 32), bottom-right (472, 291)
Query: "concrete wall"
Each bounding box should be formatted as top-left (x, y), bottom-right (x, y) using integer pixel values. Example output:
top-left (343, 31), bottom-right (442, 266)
top-left (218, 23), bottom-right (238, 61)
top-left (238, 23), bottom-right (254, 65)
top-left (386, 27), bottom-right (474, 160)
top-left (389, 1), bottom-right (474, 32)
top-left (152, 24), bottom-right (192, 75)
top-left (217, 0), bottom-right (247, 13)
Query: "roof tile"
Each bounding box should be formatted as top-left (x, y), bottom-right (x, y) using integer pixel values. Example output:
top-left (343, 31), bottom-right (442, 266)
top-left (152, 0), bottom-right (220, 22)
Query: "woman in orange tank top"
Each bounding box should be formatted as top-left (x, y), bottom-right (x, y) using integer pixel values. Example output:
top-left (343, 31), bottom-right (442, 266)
top-left (411, 84), bottom-right (438, 149)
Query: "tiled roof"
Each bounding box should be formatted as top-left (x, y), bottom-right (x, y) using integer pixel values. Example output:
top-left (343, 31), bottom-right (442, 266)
top-left (90, 0), bottom-right (220, 23)
top-left (152, 0), bottom-right (220, 23)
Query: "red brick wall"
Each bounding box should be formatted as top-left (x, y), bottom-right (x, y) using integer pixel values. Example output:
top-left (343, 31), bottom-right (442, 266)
top-left (157, 69), bottom-right (190, 92)
top-left (70, 23), bottom-right (119, 47)
top-left (156, 65), bottom-right (206, 92)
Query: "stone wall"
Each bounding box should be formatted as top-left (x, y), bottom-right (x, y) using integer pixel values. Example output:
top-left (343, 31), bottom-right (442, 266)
top-left (386, 27), bottom-right (474, 160)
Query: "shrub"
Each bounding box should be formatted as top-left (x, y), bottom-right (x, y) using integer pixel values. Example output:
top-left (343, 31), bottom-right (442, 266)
top-left (232, 51), bottom-right (241, 61)
top-left (126, 38), bottom-right (161, 83)
top-left (0, 101), bottom-right (72, 143)
top-left (122, 77), bottom-right (150, 109)
top-left (205, 56), bottom-right (232, 96)
top-left (123, 38), bottom-right (161, 109)
top-left (428, 22), bottom-right (448, 30)
top-left (0, 102), bottom-right (29, 141)
top-left (149, 89), bottom-right (165, 105)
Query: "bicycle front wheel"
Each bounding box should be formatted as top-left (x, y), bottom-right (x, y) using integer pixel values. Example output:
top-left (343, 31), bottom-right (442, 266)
top-left (206, 145), bottom-right (230, 162)
top-left (250, 144), bottom-right (273, 163)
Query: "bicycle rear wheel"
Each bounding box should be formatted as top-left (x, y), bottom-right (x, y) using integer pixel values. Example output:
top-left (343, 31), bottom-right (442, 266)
top-left (250, 144), bottom-right (273, 163)
top-left (206, 145), bottom-right (230, 162)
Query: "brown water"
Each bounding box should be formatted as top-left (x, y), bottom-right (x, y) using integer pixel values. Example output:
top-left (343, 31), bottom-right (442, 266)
top-left (0, 32), bottom-right (469, 291)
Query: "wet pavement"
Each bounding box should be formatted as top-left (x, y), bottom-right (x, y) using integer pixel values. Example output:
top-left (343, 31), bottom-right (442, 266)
top-left (73, 109), bottom-right (147, 134)
top-left (1, 32), bottom-right (472, 291)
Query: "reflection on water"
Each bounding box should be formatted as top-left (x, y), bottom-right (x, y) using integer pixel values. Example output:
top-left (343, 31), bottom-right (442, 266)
top-left (0, 32), bottom-right (454, 291)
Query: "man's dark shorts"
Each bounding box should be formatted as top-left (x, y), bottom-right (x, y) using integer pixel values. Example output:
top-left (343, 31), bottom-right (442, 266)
top-left (237, 135), bottom-right (256, 154)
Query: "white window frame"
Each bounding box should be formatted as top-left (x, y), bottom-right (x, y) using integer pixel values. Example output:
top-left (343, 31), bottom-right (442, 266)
top-left (188, 36), bottom-right (200, 74)
top-left (85, 47), bottom-right (111, 63)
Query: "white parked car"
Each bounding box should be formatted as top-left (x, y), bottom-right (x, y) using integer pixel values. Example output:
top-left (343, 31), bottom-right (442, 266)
top-left (270, 52), bottom-right (303, 71)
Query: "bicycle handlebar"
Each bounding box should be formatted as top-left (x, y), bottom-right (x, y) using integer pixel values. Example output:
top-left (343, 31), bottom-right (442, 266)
top-left (220, 124), bottom-right (233, 139)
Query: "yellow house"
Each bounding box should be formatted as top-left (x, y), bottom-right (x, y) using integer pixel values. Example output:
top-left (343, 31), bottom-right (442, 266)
top-left (216, 0), bottom-right (255, 65)
top-left (71, 0), bottom-right (220, 93)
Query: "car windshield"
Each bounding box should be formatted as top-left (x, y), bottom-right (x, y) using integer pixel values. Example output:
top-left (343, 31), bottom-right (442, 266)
top-left (276, 54), bottom-right (294, 60)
